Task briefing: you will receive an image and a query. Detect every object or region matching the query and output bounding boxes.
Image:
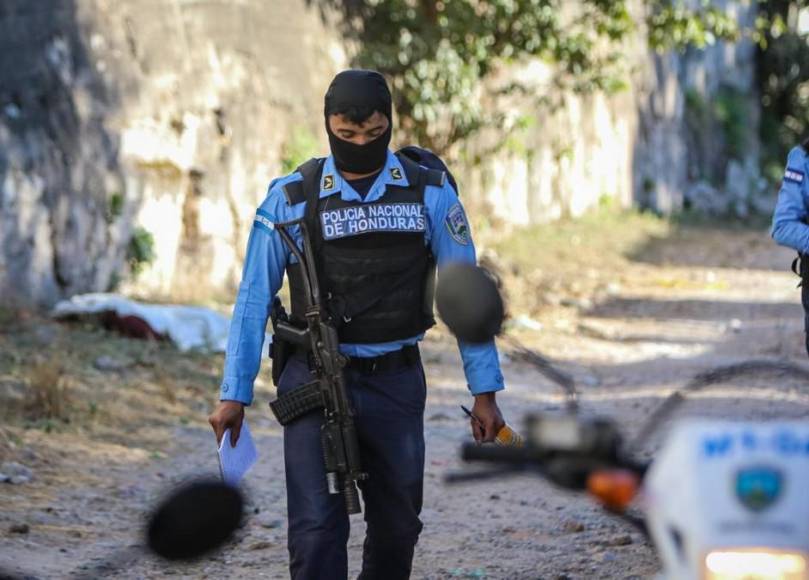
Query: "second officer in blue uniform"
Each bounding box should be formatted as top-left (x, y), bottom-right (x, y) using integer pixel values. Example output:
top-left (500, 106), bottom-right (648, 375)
top-left (771, 138), bottom-right (809, 355)
top-left (209, 70), bottom-right (508, 579)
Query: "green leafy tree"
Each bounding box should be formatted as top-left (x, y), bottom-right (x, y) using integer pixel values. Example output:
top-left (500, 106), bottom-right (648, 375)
top-left (648, 1), bottom-right (740, 51)
top-left (351, 0), bottom-right (634, 152)
top-left (323, 0), bottom-right (741, 154)
top-left (756, 0), bottom-right (809, 182)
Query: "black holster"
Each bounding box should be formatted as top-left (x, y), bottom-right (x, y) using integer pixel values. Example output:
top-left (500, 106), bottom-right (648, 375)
top-left (795, 254), bottom-right (809, 357)
top-left (270, 297), bottom-right (293, 386)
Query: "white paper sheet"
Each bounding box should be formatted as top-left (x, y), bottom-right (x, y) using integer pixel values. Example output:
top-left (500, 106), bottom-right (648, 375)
top-left (218, 420), bottom-right (258, 487)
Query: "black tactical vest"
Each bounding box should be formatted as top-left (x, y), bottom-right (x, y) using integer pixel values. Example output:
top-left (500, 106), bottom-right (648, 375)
top-left (803, 138), bottom-right (809, 154)
top-left (283, 154), bottom-right (445, 344)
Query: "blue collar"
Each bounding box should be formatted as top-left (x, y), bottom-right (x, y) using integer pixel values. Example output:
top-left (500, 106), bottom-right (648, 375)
top-left (318, 151), bottom-right (410, 203)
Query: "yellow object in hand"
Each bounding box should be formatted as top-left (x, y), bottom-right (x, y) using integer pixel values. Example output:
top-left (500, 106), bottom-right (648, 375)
top-left (494, 424), bottom-right (524, 447)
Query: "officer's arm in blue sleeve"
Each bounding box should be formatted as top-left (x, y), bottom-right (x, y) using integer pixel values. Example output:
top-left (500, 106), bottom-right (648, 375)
top-left (771, 147), bottom-right (809, 254)
top-left (426, 180), bottom-right (505, 395)
top-left (219, 185), bottom-right (291, 405)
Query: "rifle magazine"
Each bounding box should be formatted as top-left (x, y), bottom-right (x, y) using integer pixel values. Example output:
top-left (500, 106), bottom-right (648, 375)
top-left (269, 381), bottom-right (324, 425)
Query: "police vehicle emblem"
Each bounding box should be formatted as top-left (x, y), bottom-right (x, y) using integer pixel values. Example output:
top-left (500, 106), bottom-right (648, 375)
top-left (390, 167), bottom-right (403, 180)
top-left (323, 174), bottom-right (335, 191)
top-left (735, 466), bottom-right (783, 512)
top-left (445, 203), bottom-right (469, 245)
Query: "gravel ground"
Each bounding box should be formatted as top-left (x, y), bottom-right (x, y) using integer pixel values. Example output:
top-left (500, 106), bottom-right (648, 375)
top-left (2, 225), bottom-right (807, 579)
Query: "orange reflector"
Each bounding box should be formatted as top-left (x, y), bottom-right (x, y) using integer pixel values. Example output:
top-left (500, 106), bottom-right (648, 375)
top-left (587, 469), bottom-right (639, 511)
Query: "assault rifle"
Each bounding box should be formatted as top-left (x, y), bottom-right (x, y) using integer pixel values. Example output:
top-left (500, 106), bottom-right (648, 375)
top-left (268, 219), bottom-right (366, 515)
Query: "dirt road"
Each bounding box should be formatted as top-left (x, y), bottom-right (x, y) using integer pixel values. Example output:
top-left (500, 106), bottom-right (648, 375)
top-left (2, 223), bottom-right (808, 579)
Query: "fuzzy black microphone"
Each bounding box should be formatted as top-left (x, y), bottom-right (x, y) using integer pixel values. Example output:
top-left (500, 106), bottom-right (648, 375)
top-left (436, 263), bottom-right (505, 343)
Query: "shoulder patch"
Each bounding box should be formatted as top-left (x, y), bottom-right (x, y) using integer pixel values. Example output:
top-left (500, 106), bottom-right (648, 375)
top-left (785, 168), bottom-right (805, 185)
top-left (445, 203), bottom-right (469, 245)
top-left (254, 208), bottom-right (276, 233)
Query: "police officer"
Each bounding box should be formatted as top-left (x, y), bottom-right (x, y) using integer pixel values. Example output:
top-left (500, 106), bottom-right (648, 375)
top-left (208, 69), bottom-right (507, 579)
top-left (771, 138), bottom-right (809, 355)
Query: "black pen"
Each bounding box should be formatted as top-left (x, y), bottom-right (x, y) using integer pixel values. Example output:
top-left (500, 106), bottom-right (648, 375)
top-left (460, 404), bottom-right (485, 434)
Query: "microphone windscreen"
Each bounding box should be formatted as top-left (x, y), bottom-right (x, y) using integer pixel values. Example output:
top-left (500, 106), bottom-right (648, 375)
top-left (146, 479), bottom-right (244, 561)
top-left (436, 263), bottom-right (504, 343)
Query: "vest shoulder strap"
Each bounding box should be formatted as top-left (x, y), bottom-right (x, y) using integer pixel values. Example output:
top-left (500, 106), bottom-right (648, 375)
top-left (802, 139), bottom-right (809, 155)
top-left (425, 167), bottom-right (446, 188)
top-left (282, 158), bottom-right (325, 206)
top-left (303, 158), bottom-right (326, 255)
top-left (394, 153), bottom-right (446, 193)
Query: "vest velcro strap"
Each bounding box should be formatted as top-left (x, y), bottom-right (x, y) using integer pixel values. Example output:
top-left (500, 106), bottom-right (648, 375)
top-left (282, 180), bottom-right (306, 206)
top-left (425, 168), bottom-right (445, 188)
top-left (269, 380), bottom-right (324, 425)
top-left (283, 157), bottom-right (324, 206)
top-left (396, 154), bottom-right (423, 189)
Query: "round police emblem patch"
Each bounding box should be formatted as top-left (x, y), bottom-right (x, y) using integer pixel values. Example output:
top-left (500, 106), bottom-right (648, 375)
top-left (735, 466), bottom-right (783, 512)
top-left (445, 203), bottom-right (469, 245)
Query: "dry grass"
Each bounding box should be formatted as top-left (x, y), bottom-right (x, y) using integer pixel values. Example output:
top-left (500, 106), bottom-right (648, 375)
top-left (0, 315), bottom-right (225, 449)
top-left (25, 357), bottom-right (71, 421)
top-left (472, 206), bottom-right (670, 318)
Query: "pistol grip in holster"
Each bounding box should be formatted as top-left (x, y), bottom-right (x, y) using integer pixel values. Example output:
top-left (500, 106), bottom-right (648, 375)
top-left (270, 298), bottom-right (289, 387)
top-left (795, 254), bottom-right (809, 357)
top-left (270, 340), bottom-right (290, 387)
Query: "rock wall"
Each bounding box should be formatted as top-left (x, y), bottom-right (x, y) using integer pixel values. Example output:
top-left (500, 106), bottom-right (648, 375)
top-left (461, 0), bottom-right (761, 226)
top-left (0, 0), bottom-right (346, 306)
top-left (0, 1), bottom-right (761, 307)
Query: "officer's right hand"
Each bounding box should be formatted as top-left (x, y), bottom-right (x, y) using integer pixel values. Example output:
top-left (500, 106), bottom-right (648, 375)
top-left (208, 401), bottom-right (245, 447)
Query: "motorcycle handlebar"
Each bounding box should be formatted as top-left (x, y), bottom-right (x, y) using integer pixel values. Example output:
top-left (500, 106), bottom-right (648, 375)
top-left (460, 441), bottom-right (648, 479)
top-left (461, 443), bottom-right (531, 463)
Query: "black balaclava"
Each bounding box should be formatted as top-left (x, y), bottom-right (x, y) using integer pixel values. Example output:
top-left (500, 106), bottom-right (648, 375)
top-left (324, 69), bottom-right (392, 174)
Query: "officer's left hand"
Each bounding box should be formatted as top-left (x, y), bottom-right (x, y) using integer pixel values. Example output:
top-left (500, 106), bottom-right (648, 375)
top-left (470, 392), bottom-right (505, 443)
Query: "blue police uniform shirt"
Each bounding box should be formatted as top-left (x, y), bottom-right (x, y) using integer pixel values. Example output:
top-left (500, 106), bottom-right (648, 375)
top-left (772, 145), bottom-right (809, 253)
top-left (220, 150), bottom-right (506, 405)
top-left (347, 170), bottom-right (381, 199)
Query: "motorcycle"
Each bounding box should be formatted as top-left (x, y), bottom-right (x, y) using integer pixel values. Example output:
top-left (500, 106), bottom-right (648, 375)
top-left (438, 263), bottom-right (809, 580)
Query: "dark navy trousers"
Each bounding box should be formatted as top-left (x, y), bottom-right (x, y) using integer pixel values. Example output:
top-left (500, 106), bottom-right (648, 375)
top-left (277, 355), bottom-right (426, 580)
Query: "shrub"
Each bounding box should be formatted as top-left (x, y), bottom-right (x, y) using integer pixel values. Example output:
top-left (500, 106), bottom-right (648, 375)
top-left (127, 226), bottom-right (156, 278)
top-left (25, 359), bottom-right (70, 421)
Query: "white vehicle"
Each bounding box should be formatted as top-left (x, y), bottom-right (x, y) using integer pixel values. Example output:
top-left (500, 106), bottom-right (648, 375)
top-left (646, 419), bottom-right (809, 580)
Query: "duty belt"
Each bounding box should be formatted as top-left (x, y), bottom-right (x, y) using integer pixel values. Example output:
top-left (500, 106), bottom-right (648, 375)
top-left (345, 344), bottom-right (421, 374)
top-left (270, 345), bottom-right (421, 426)
top-left (291, 343), bottom-right (421, 374)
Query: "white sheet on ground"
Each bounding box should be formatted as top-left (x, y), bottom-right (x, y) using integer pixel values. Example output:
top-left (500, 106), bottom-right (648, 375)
top-left (51, 293), bottom-right (271, 356)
